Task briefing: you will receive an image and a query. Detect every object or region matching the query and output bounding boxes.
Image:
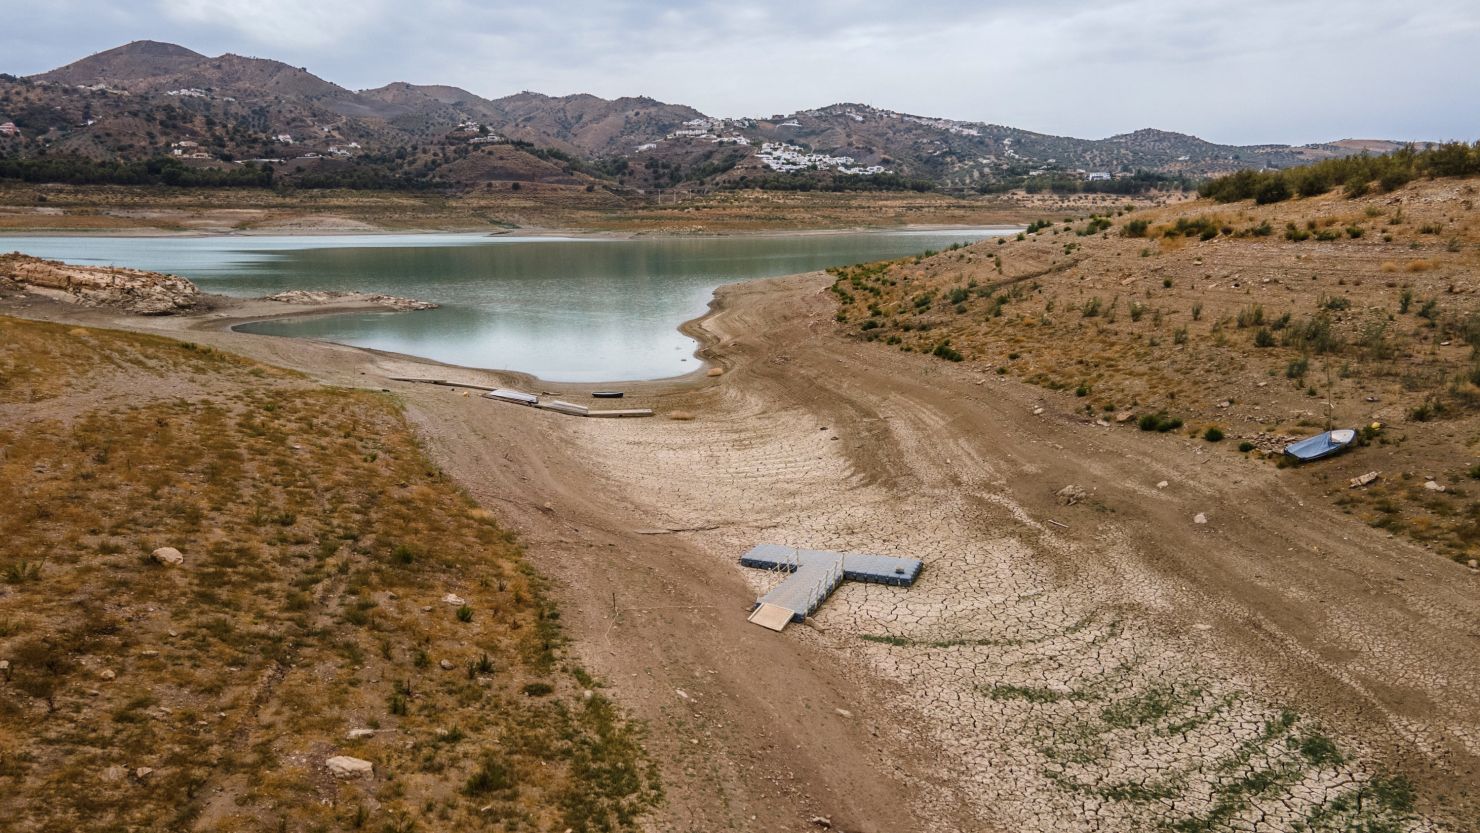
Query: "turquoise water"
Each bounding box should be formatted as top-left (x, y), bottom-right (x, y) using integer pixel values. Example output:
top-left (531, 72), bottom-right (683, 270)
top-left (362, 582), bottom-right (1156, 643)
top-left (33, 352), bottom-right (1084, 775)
top-left (0, 230), bottom-right (1009, 380)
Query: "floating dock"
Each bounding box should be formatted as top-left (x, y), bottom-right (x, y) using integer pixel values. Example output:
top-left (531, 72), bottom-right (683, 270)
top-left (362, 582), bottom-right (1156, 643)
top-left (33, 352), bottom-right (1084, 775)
top-left (485, 388), bottom-right (539, 406)
top-left (740, 544), bottom-right (923, 631)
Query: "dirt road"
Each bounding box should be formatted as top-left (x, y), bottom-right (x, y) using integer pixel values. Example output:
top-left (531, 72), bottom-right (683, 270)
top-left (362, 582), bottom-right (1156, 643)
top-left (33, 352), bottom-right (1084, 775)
top-left (8, 274), bottom-right (1479, 832)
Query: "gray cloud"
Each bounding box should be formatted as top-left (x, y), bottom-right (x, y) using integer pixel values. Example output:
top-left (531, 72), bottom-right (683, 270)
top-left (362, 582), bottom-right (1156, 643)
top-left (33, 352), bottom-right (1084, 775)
top-left (2, 0), bottom-right (1476, 144)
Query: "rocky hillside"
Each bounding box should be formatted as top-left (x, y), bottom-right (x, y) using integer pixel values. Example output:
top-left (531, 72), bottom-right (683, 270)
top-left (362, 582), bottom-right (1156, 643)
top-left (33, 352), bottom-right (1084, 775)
top-left (0, 41), bottom-right (1412, 193)
top-left (829, 162), bottom-right (1480, 565)
top-left (0, 252), bottom-right (200, 314)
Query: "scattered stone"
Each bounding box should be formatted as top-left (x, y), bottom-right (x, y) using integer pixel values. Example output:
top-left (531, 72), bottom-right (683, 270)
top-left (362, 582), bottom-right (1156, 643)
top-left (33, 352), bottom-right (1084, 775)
top-left (1468, 559), bottom-right (1478, 570)
top-left (1156, 480), bottom-right (1169, 490)
top-left (810, 817), bottom-right (833, 829)
top-left (1114, 411), bottom-right (1134, 423)
top-left (99, 669), bottom-right (116, 681)
top-left (706, 367), bottom-right (723, 377)
top-left (581, 689), bottom-right (594, 701)
top-left (133, 767), bottom-right (153, 780)
top-left (262, 289), bottom-right (437, 311)
top-left (347, 729), bottom-right (376, 740)
top-left (675, 689), bottom-right (690, 701)
top-left (1032, 407), bottom-right (1045, 416)
top-left (151, 547), bottom-right (184, 566)
top-left (326, 755), bottom-right (374, 778)
top-left (442, 593), bottom-right (466, 606)
top-left (1193, 513), bottom-right (1208, 525)
top-left (439, 659), bottom-right (454, 670)
top-left (101, 765), bottom-right (129, 782)
top-left (1193, 623), bottom-right (1213, 631)
top-left (0, 659), bottom-right (9, 674)
top-left (835, 708), bottom-right (853, 718)
top-left (1056, 484), bottom-right (1087, 506)
top-left (1424, 480), bottom-right (1446, 492)
top-left (1350, 471), bottom-right (1380, 488)
top-left (668, 410), bottom-right (696, 421)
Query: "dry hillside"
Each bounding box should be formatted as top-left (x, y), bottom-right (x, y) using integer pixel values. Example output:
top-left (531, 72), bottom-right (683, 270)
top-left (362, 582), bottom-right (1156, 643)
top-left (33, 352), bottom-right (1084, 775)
top-left (0, 318), bottom-right (658, 832)
top-left (831, 176), bottom-right (1480, 565)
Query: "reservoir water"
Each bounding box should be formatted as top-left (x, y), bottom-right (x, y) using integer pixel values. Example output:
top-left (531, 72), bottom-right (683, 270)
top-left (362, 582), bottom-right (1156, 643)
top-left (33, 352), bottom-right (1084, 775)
top-left (0, 229), bottom-right (1009, 380)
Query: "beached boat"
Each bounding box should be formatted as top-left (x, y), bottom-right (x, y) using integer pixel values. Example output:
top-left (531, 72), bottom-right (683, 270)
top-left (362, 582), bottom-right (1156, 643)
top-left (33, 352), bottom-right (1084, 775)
top-left (591, 391), bottom-right (625, 399)
top-left (1284, 428), bottom-right (1357, 462)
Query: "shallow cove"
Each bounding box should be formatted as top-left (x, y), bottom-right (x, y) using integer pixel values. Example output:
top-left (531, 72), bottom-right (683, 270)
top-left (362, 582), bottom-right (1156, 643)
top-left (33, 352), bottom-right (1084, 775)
top-left (0, 229), bottom-right (1009, 380)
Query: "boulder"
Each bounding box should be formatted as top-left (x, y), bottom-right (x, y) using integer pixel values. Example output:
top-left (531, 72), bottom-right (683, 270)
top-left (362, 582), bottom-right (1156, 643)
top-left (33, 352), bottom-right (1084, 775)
top-left (346, 728), bottom-right (376, 740)
top-left (1193, 513), bottom-right (1208, 525)
top-left (152, 547), bottom-right (184, 566)
top-left (1056, 484), bottom-right (1087, 506)
top-left (326, 755), bottom-right (374, 778)
top-left (442, 593), bottom-right (466, 606)
top-left (1349, 471), bottom-right (1380, 489)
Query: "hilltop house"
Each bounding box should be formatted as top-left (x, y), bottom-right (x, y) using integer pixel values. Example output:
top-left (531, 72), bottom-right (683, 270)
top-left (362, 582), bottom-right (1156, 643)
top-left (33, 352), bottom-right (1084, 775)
top-left (0, 122), bottom-right (20, 137)
top-left (1086, 171), bottom-right (1112, 181)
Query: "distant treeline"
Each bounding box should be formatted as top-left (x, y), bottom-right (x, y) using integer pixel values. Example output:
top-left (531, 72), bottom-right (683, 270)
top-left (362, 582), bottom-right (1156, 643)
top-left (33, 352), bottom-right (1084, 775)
top-left (725, 172), bottom-right (936, 192)
top-left (1199, 142), bottom-right (1480, 204)
top-left (978, 170), bottom-right (1193, 196)
top-left (0, 156), bottom-right (273, 188)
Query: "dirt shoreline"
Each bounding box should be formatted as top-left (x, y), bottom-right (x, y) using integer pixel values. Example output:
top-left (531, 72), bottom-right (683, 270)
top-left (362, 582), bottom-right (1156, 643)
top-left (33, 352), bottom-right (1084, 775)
top-left (5, 269), bottom-right (1478, 831)
top-left (0, 222), bottom-right (1023, 240)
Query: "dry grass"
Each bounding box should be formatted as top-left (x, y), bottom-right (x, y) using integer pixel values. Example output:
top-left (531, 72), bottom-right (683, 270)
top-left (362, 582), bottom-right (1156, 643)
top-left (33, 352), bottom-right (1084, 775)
top-left (0, 318), bottom-right (658, 832)
top-left (830, 177), bottom-right (1480, 565)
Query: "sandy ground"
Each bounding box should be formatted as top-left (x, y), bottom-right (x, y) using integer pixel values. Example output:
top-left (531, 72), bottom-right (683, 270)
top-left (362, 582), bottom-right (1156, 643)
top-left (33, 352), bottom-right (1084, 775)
top-left (5, 273), bottom-right (1479, 832)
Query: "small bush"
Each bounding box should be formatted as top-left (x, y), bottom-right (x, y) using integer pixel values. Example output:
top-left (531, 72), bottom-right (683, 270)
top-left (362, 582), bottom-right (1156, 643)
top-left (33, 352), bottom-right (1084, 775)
top-left (1238, 441), bottom-right (1256, 452)
top-left (1138, 412), bottom-right (1183, 433)
top-left (932, 342), bottom-right (964, 362)
top-left (1204, 427), bottom-right (1225, 442)
top-left (456, 605), bottom-right (474, 623)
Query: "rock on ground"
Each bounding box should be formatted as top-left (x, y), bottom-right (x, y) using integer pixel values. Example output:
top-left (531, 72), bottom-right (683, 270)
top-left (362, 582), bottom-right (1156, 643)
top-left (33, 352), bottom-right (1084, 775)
top-left (151, 547), bottom-right (184, 566)
top-left (325, 756), bottom-right (374, 778)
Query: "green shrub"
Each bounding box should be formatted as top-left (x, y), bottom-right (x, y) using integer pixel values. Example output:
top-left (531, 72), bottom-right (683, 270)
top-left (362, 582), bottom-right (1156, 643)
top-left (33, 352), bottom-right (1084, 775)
top-left (1138, 412), bottom-right (1183, 432)
top-left (1204, 427), bottom-right (1225, 442)
top-left (932, 342), bottom-right (964, 362)
top-left (1238, 441), bottom-right (1256, 452)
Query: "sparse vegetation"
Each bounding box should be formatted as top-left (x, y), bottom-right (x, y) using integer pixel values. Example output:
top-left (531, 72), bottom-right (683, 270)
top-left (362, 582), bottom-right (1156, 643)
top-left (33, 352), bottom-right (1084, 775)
top-left (0, 317), bottom-right (659, 832)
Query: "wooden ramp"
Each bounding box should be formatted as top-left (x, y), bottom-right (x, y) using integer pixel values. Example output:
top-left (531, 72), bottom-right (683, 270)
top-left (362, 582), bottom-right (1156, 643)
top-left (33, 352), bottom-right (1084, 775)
top-left (747, 603), bottom-right (795, 632)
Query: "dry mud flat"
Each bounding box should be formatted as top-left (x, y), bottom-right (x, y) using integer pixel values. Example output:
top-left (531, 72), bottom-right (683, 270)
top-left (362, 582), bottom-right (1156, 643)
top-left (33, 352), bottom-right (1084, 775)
top-left (7, 268), bottom-right (1479, 832)
top-left (549, 274), bottom-right (1479, 832)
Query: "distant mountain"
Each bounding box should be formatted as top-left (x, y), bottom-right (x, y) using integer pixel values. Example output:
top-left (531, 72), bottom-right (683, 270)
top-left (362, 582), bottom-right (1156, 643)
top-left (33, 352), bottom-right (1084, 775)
top-left (0, 40), bottom-right (1412, 193)
top-left (35, 40), bottom-right (206, 87)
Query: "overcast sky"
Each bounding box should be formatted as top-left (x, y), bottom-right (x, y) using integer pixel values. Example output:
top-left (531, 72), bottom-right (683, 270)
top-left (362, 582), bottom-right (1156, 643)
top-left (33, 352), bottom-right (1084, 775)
top-left (3, 0), bottom-right (1477, 145)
